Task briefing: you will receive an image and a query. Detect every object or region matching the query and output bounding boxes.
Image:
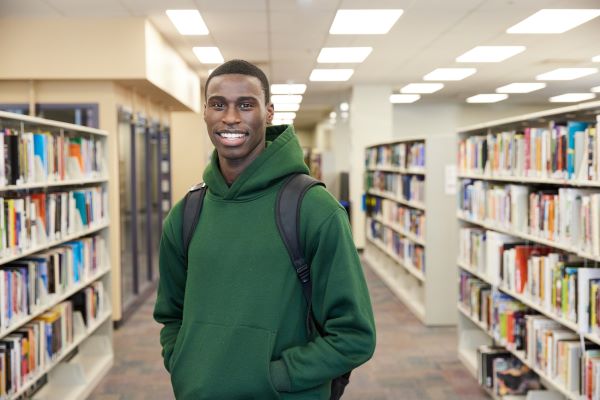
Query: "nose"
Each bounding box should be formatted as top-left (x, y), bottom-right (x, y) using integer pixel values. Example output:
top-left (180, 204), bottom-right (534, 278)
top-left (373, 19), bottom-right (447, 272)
top-left (222, 105), bottom-right (241, 125)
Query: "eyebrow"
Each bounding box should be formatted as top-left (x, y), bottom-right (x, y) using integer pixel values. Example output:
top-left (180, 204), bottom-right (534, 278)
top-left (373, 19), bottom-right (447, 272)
top-left (207, 95), bottom-right (260, 103)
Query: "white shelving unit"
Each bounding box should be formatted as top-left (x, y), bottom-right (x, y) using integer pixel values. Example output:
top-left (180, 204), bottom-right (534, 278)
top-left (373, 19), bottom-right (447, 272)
top-left (456, 101), bottom-right (600, 399)
top-left (364, 135), bottom-right (457, 325)
top-left (0, 111), bottom-right (113, 399)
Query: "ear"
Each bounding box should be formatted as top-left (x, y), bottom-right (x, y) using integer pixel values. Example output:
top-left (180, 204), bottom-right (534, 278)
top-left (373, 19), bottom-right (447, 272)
top-left (266, 102), bottom-right (274, 124)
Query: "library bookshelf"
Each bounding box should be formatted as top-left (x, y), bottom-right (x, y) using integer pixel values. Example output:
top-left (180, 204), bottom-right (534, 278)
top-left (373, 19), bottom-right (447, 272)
top-left (456, 100), bottom-right (600, 399)
top-left (364, 135), bottom-right (457, 325)
top-left (0, 111), bottom-right (113, 399)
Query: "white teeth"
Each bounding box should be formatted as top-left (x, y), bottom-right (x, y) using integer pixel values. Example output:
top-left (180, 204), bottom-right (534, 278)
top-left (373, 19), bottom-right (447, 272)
top-left (220, 133), bottom-right (245, 139)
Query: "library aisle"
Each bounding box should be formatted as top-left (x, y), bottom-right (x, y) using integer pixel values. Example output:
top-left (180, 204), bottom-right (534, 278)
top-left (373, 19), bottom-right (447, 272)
top-left (89, 258), bottom-right (487, 400)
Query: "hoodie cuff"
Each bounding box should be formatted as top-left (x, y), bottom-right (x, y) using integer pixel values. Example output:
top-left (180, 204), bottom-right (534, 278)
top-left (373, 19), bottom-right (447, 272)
top-left (270, 359), bottom-right (292, 392)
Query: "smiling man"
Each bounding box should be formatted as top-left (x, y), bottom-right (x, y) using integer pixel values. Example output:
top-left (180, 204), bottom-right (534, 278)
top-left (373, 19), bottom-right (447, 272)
top-left (154, 59), bottom-right (376, 400)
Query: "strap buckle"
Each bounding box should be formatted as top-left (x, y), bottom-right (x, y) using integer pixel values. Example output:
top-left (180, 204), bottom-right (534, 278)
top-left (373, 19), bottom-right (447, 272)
top-left (295, 261), bottom-right (310, 284)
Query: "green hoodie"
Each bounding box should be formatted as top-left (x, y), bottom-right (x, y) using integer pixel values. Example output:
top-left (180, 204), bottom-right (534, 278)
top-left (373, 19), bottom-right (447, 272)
top-left (154, 125), bottom-right (376, 400)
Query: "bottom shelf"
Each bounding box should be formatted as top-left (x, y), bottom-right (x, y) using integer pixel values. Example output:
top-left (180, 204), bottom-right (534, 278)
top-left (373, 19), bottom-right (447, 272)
top-left (364, 242), bottom-right (426, 323)
top-left (458, 346), bottom-right (479, 379)
top-left (32, 335), bottom-right (114, 400)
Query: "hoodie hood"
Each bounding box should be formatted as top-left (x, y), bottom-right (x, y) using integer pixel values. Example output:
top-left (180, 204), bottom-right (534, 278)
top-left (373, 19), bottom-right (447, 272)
top-left (203, 124), bottom-right (310, 201)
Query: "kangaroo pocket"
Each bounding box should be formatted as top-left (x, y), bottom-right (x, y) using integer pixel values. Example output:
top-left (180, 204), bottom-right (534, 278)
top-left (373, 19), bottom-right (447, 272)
top-left (170, 321), bottom-right (280, 400)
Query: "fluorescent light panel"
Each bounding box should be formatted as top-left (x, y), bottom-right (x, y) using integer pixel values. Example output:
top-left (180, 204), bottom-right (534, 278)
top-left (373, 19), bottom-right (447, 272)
top-left (423, 68), bottom-right (476, 81)
top-left (317, 47), bottom-right (373, 63)
top-left (271, 84), bottom-right (306, 95)
top-left (456, 46), bottom-right (526, 63)
top-left (166, 10), bottom-right (209, 35)
top-left (389, 94), bottom-right (421, 103)
top-left (274, 112), bottom-right (296, 120)
top-left (496, 82), bottom-right (547, 93)
top-left (536, 68), bottom-right (598, 80)
top-left (507, 9), bottom-right (600, 34)
top-left (400, 83), bottom-right (444, 94)
top-left (466, 94), bottom-right (508, 103)
top-left (329, 9), bottom-right (403, 34)
top-left (274, 103), bottom-right (300, 112)
top-left (270, 95), bottom-right (302, 104)
top-left (272, 118), bottom-right (294, 125)
top-left (193, 47), bottom-right (224, 64)
top-left (309, 69), bottom-right (354, 81)
top-left (549, 93), bottom-right (596, 102)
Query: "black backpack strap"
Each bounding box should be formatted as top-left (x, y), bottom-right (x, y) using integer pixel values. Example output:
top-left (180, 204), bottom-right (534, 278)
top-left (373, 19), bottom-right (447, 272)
top-left (182, 182), bottom-right (207, 266)
top-left (275, 174), bottom-right (324, 334)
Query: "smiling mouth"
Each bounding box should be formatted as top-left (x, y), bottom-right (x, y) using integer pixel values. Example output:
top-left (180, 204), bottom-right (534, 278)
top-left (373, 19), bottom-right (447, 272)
top-left (217, 131), bottom-right (248, 139)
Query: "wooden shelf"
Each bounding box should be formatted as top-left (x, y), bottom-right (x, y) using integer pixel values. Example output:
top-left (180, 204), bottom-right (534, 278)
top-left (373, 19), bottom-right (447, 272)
top-left (0, 177), bottom-right (109, 192)
top-left (371, 215), bottom-right (426, 246)
top-left (457, 212), bottom-right (600, 263)
top-left (367, 189), bottom-right (426, 210)
top-left (366, 166), bottom-right (426, 175)
top-left (364, 245), bottom-right (426, 322)
top-left (0, 221), bottom-right (109, 267)
top-left (0, 110), bottom-right (113, 400)
top-left (0, 265), bottom-right (111, 339)
top-left (0, 110), bottom-right (108, 136)
top-left (366, 236), bottom-right (425, 282)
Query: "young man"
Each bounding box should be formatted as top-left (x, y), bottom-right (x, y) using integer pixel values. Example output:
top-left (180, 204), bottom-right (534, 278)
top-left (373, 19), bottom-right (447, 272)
top-left (153, 59), bottom-right (376, 400)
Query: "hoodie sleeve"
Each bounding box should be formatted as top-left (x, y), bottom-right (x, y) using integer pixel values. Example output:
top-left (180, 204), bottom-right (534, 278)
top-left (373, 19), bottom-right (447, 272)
top-left (269, 207), bottom-right (376, 392)
top-left (153, 204), bottom-right (186, 372)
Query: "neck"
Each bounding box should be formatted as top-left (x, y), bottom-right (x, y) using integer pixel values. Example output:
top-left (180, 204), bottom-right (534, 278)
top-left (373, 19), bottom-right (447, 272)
top-left (218, 146), bottom-right (265, 185)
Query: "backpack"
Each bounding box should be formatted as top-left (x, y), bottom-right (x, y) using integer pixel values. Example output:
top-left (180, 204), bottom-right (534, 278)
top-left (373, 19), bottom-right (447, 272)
top-left (181, 173), bottom-right (351, 400)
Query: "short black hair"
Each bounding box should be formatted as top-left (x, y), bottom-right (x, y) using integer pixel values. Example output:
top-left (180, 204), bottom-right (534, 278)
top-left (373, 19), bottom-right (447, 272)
top-left (205, 59), bottom-right (270, 104)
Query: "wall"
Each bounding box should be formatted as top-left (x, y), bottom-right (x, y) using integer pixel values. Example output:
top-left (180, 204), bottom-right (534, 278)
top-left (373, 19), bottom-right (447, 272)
top-left (392, 101), bottom-right (553, 139)
top-left (295, 128), bottom-right (315, 148)
top-left (349, 85), bottom-right (394, 247)
top-left (0, 17), bottom-right (200, 112)
top-left (170, 112), bottom-right (212, 202)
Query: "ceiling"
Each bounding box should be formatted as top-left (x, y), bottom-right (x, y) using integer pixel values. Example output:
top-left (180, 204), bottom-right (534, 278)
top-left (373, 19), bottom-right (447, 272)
top-left (2, 0), bottom-right (600, 130)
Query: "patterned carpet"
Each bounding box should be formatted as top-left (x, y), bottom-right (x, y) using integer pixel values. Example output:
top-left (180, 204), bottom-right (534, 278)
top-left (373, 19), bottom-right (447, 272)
top-left (89, 258), bottom-right (488, 400)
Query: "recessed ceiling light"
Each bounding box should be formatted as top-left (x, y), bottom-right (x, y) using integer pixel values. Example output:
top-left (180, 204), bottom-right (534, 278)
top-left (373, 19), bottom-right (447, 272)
top-left (549, 93), bottom-right (596, 102)
top-left (456, 46), bottom-right (526, 63)
top-left (506, 9), bottom-right (600, 33)
top-left (593, 55), bottom-right (600, 62)
top-left (400, 83), bottom-right (444, 94)
top-left (423, 68), bottom-right (476, 81)
top-left (192, 47), bottom-right (224, 64)
top-left (274, 103), bottom-right (300, 112)
top-left (271, 84), bottom-right (307, 95)
top-left (507, 9), bottom-right (600, 34)
top-left (317, 47), bottom-right (373, 63)
top-left (272, 118), bottom-right (294, 125)
top-left (274, 112), bottom-right (296, 120)
top-left (592, 86), bottom-right (600, 93)
top-left (270, 95), bottom-right (302, 104)
top-left (389, 94), bottom-right (421, 103)
top-left (329, 9), bottom-right (403, 34)
top-left (329, 111), bottom-right (337, 119)
top-left (309, 69), bottom-right (354, 81)
top-left (340, 102), bottom-right (350, 111)
top-left (496, 82), bottom-right (547, 93)
top-left (166, 10), bottom-right (209, 35)
top-left (466, 94), bottom-right (509, 103)
top-left (536, 68), bottom-right (598, 80)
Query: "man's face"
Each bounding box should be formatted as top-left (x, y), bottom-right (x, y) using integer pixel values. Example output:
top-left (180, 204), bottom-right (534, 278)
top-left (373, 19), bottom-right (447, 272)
top-left (204, 74), bottom-right (274, 164)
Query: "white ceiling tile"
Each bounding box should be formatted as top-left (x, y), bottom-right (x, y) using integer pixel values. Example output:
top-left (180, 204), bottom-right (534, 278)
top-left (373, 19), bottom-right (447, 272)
top-left (0, 0), bottom-right (61, 16)
top-left (45, 0), bottom-right (129, 17)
